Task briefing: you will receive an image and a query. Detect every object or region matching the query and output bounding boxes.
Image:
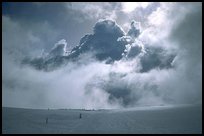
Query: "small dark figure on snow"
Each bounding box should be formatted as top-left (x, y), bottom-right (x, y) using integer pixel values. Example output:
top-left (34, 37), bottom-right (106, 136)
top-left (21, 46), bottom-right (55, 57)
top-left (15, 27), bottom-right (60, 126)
top-left (79, 113), bottom-right (82, 119)
top-left (46, 117), bottom-right (48, 124)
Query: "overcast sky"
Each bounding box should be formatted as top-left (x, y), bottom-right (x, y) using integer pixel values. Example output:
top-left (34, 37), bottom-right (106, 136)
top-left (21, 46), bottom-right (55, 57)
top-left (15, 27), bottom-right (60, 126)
top-left (2, 2), bottom-right (202, 109)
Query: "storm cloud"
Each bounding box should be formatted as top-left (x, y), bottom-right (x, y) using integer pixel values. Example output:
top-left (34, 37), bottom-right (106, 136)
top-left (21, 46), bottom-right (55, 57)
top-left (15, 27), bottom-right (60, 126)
top-left (2, 2), bottom-right (202, 109)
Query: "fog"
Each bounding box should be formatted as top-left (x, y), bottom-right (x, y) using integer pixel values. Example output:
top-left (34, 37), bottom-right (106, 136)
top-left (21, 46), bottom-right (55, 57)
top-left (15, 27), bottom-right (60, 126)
top-left (2, 2), bottom-right (202, 109)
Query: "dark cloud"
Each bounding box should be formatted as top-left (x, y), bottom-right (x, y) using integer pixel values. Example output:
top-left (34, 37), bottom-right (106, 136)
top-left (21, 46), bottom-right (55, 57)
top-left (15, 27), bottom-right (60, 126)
top-left (139, 46), bottom-right (176, 72)
top-left (93, 19), bottom-right (125, 36)
top-left (127, 20), bottom-right (140, 38)
top-left (48, 39), bottom-right (67, 57)
top-left (25, 18), bottom-right (176, 73)
top-left (24, 19), bottom-right (127, 71)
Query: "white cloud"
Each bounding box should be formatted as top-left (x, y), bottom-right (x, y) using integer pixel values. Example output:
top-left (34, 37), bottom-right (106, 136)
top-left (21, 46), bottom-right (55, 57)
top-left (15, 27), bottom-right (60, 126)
top-left (67, 2), bottom-right (118, 21)
top-left (2, 2), bottom-right (202, 109)
top-left (122, 2), bottom-right (152, 13)
top-left (2, 56), bottom-right (121, 109)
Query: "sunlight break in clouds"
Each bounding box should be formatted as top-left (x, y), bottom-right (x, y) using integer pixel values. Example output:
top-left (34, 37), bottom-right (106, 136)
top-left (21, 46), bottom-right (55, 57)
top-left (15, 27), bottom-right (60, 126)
top-left (122, 2), bottom-right (152, 13)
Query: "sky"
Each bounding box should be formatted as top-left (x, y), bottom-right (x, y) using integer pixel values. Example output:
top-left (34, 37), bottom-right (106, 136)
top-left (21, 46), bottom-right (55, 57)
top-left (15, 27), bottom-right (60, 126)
top-left (2, 2), bottom-right (202, 109)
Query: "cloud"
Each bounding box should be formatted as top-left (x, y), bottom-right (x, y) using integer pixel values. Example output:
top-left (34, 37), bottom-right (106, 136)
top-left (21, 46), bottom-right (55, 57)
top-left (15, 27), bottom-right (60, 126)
top-left (93, 19), bottom-right (125, 36)
top-left (121, 2), bottom-right (152, 13)
top-left (67, 2), bottom-right (119, 21)
top-left (17, 16), bottom-right (177, 108)
top-left (2, 15), bottom-right (60, 58)
top-left (24, 19), bottom-right (127, 71)
top-left (138, 2), bottom-right (202, 104)
top-left (2, 2), bottom-right (202, 109)
top-left (48, 39), bottom-right (68, 57)
top-left (127, 20), bottom-right (141, 38)
top-left (2, 16), bottom-right (34, 58)
top-left (3, 55), bottom-right (121, 109)
top-left (168, 3), bottom-right (202, 104)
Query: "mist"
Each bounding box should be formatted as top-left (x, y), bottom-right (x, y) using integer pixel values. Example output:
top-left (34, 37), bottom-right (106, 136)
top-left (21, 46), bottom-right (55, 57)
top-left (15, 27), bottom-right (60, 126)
top-left (2, 2), bottom-right (202, 109)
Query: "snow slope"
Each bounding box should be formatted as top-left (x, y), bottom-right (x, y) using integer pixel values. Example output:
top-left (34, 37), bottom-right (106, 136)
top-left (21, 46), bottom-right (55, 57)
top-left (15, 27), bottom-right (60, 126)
top-left (2, 104), bottom-right (202, 134)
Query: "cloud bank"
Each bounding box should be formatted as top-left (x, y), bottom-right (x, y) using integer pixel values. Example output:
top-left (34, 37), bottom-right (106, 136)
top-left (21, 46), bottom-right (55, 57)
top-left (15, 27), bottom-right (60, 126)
top-left (2, 2), bottom-right (202, 109)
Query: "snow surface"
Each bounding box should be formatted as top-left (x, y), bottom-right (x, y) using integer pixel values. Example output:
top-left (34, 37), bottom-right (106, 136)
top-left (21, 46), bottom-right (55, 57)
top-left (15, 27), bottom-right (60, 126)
top-left (2, 104), bottom-right (202, 134)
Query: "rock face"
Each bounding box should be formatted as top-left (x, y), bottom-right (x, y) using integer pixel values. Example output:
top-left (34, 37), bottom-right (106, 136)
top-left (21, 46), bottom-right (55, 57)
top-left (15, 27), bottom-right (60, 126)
top-left (23, 19), bottom-right (176, 72)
